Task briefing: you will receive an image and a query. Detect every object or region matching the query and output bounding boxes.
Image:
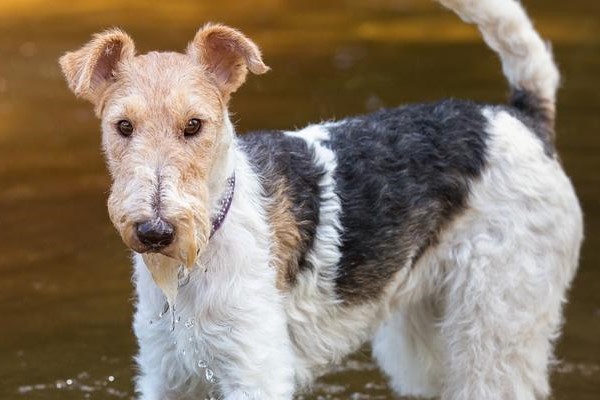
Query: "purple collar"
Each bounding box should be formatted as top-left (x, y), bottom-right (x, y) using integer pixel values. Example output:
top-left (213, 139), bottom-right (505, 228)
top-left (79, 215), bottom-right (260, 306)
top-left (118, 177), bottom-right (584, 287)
top-left (210, 174), bottom-right (235, 238)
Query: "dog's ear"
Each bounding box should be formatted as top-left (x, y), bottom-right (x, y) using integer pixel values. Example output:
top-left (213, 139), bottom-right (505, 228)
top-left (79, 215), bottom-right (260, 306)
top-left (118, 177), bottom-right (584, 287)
top-left (59, 29), bottom-right (135, 104)
top-left (187, 24), bottom-right (269, 101)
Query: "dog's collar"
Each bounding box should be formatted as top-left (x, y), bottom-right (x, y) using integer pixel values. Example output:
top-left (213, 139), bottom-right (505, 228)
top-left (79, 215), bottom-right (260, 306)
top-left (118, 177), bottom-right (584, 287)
top-left (210, 174), bottom-right (235, 239)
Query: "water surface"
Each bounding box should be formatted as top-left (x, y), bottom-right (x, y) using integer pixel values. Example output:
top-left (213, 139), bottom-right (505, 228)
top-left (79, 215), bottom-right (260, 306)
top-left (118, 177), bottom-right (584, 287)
top-left (0, 0), bottom-right (598, 398)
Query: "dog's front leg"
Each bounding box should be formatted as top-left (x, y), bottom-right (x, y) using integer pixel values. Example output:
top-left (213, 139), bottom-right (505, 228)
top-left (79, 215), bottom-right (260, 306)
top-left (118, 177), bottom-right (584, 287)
top-left (208, 294), bottom-right (296, 400)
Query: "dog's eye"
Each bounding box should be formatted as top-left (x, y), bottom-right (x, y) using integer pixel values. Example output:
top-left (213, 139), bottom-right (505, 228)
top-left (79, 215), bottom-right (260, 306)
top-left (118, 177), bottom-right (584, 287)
top-left (184, 119), bottom-right (202, 137)
top-left (117, 120), bottom-right (134, 137)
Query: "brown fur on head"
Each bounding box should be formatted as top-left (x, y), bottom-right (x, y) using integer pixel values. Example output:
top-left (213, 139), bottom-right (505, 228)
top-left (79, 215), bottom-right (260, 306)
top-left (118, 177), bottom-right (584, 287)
top-left (59, 25), bottom-right (269, 266)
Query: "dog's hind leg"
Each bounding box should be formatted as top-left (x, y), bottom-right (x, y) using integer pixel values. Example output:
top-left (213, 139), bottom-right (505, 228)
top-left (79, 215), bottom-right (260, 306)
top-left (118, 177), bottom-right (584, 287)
top-left (372, 301), bottom-right (443, 398)
top-left (434, 117), bottom-right (582, 399)
top-left (438, 234), bottom-right (572, 400)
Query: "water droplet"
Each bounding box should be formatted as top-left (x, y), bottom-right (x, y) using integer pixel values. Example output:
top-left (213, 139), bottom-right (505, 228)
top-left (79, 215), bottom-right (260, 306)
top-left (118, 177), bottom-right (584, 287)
top-left (176, 316), bottom-right (181, 323)
top-left (205, 368), bottom-right (214, 382)
top-left (159, 302), bottom-right (169, 319)
top-left (185, 318), bottom-right (195, 329)
top-left (168, 302), bottom-right (177, 332)
top-left (149, 320), bottom-right (153, 325)
top-left (198, 360), bottom-right (207, 368)
top-left (108, 375), bottom-right (115, 382)
top-left (182, 349), bottom-right (186, 356)
top-left (188, 335), bottom-right (194, 342)
top-left (66, 379), bottom-right (73, 386)
top-left (77, 372), bottom-right (89, 380)
top-left (173, 340), bottom-right (178, 346)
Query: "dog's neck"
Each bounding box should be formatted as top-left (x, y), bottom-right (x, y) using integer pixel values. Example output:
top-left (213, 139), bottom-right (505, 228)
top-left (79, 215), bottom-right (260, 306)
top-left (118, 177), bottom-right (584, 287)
top-left (199, 143), bottom-right (272, 273)
top-left (206, 115), bottom-right (243, 240)
top-left (207, 115), bottom-right (237, 214)
top-left (210, 174), bottom-right (235, 238)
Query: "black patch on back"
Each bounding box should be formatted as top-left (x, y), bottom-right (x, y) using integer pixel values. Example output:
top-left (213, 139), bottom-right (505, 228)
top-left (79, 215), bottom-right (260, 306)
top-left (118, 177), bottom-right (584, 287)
top-left (239, 131), bottom-right (324, 279)
top-left (326, 99), bottom-right (488, 302)
top-left (508, 89), bottom-right (556, 157)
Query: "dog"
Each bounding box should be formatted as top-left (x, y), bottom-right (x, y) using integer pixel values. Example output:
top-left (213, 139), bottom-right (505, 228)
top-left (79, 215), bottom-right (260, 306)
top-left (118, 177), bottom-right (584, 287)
top-left (59, 0), bottom-right (583, 398)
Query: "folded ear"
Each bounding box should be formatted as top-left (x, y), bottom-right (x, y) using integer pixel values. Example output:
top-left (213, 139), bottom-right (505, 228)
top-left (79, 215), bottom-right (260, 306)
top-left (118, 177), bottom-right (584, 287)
top-left (187, 24), bottom-right (269, 101)
top-left (59, 28), bottom-right (135, 104)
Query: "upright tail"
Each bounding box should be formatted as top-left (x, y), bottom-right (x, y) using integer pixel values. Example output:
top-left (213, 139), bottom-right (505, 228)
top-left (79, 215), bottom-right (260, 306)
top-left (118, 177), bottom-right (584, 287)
top-left (437, 0), bottom-right (559, 139)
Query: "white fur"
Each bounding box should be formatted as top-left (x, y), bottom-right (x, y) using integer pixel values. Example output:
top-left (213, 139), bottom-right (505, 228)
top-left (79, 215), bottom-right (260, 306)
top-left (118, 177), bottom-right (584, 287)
top-left (438, 109), bottom-right (582, 399)
top-left (133, 135), bottom-right (295, 399)
top-left (437, 0), bottom-right (559, 107)
top-left (372, 302), bottom-right (444, 398)
top-left (372, 109), bottom-right (582, 399)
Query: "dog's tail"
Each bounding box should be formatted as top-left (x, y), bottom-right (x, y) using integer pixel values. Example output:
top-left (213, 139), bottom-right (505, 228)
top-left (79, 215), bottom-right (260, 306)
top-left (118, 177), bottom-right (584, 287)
top-left (437, 0), bottom-right (559, 139)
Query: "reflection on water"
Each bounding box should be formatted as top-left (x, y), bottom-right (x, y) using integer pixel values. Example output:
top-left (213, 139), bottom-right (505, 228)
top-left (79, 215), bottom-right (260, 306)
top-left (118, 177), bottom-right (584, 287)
top-left (16, 373), bottom-right (127, 399)
top-left (0, 0), bottom-right (598, 399)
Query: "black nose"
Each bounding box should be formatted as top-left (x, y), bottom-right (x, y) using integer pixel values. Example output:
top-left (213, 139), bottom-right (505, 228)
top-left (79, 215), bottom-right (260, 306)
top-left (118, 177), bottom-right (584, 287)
top-left (136, 219), bottom-right (175, 250)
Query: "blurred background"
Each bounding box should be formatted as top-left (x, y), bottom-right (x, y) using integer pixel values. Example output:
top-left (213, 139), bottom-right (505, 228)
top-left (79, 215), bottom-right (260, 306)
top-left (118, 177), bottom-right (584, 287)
top-left (0, 0), bottom-right (598, 399)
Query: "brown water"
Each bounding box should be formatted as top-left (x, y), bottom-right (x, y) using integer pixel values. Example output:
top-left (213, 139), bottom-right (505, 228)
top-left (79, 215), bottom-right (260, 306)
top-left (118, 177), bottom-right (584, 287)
top-left (0, 0), bottom-right (598, 399)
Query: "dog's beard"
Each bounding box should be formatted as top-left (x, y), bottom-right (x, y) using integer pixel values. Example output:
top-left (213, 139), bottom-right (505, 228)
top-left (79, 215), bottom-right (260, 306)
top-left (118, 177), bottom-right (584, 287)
top-left (142, 252), bottom-right (191, 331)
top-left (158, 213), bottom-right (205, 268)
top-left (140, 206), bottom-right (210, 330)
top-left (142, 252), bottom-right (181, 305)
top-left (141, 188), bottom-right (212, 307)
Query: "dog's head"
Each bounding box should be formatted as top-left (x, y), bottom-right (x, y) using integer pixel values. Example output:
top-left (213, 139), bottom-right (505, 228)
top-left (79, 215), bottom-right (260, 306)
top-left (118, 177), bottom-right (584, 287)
top-left (59, 25), bottom-right (268, 266)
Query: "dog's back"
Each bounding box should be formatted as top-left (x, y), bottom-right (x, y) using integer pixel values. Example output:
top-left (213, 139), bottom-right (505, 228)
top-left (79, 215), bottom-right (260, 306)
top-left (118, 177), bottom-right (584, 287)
top-left (240, 0), bottom-right (572, 304)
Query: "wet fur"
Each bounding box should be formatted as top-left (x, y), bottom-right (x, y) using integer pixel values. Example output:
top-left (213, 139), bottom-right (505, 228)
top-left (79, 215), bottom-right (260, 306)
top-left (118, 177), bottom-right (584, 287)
top-left (59, 1), bottom-right (582, 399)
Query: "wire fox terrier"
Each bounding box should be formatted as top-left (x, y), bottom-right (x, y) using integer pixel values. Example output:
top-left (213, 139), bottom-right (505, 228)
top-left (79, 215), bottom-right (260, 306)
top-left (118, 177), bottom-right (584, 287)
top-left (60, 0), bottom-right (583, 398)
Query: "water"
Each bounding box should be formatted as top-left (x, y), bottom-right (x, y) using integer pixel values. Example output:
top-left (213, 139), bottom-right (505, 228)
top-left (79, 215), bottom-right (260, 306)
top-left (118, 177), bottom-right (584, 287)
top-left (205, 369), bottom-right (215, 384)
top-left (185, 318), bottom-right (195, 329)
top-left (0, 0), bottom-right (598, 399)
